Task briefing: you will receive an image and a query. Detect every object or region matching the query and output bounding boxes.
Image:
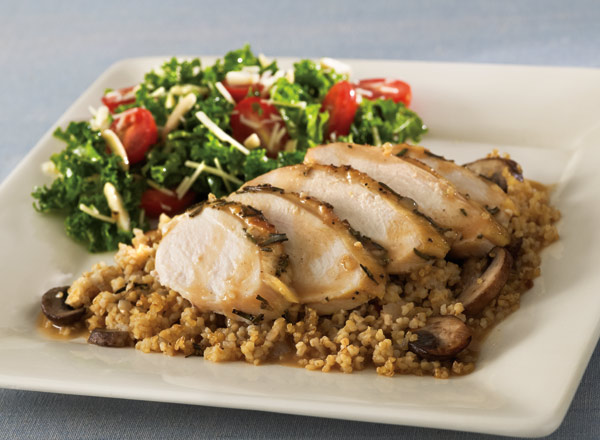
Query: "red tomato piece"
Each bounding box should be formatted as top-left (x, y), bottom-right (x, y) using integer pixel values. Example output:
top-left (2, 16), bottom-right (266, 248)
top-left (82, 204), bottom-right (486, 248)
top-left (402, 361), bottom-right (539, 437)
top-left (321, 81), bottom-right (359, 138)
top-left (110, 108), bottom-right (158, 164)
top-left (140, 188), bottom-right (196, 218)
top-left (230, 97), bottom-right (288, 158)
top-left (223, 81), bottom-right (264, 103)
top-left (101, 86), bottom-right (137, 113)
top-left (355, 78), bottom-right (412, 106)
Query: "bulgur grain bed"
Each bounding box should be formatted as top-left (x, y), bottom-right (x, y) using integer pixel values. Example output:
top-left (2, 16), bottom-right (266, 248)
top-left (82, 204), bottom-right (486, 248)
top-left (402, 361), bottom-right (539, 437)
top-left (41, 155), bottom-right (560, 378)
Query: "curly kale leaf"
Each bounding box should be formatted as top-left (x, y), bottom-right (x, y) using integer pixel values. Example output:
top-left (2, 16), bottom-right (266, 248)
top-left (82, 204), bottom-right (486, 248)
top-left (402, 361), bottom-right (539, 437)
top-left (339, 98), bottom-right (427, 145)
top-left (32, 122), bottom-right (146, 252)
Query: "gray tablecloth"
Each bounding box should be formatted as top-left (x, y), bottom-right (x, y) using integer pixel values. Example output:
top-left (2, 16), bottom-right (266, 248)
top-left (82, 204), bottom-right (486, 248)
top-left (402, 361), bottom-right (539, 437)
top-left (2, 1), bottom-right (599, 438)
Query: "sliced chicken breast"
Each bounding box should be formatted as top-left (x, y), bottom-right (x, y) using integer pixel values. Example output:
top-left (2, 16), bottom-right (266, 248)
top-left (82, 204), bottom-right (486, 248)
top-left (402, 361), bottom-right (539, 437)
top-left (155, 200), bottom-right (298, 322)
top-left (246, 163), bottom-right (450, 273)
top-left (305, 143), bottom-right (510, 258)
top-left (400, 144), bottom-right (518, 226)
top-left (229, 186), bottom-right (387, 314)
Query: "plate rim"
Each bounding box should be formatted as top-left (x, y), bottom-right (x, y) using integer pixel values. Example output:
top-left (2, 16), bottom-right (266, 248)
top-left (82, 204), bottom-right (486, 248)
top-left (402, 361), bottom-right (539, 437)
top-left (2, 56), bottom-right (600, 438)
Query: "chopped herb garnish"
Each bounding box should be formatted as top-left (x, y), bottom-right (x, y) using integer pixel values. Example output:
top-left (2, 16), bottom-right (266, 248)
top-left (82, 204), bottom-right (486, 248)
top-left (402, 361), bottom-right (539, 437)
top-left (260, 233), bottom-right (288, 246)
top-left (460, 208), bottom-right (468, 216)
top-left (251, 101), bottom-right (263, 115)
top-left (243, 229), bottom-right (258, 244)
top-left (185, 342), bottom-right (205, 358)
top-left (240, 205), bottom-right (262, 218)
top-left (275, 254), bottom-right (289, 277)
top-left (359, 264), bottom-right (378, 284)
top-left (413, 248), bottom-right (435, 261)
top-left (477, 233), bottom-right (484, 239)
top-left (485, 205), bottom-right (500, 215)
top-left (396, 147), bottom-right (408, 157)
top-left (240, 184), bottom-right (285, 194)
top-left (232, 309), bottom-right (263, 324)
top-left (256, 295), bottom-right (272, 311)
top-left (187, 202), bottom-right (206, 218)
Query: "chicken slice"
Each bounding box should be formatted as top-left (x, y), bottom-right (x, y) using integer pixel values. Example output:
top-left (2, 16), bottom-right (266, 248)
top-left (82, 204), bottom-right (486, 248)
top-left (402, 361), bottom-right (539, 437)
top-left (305, 143), bottom-right (510, 258)
top-left (155, 200), bottom-right (298, 322)
top-left (400, 144), bottom-right (518, 227)
top-left (246, 163), bottom-right (450, 273)
top-left (228, 186), bottom-right (387, 314)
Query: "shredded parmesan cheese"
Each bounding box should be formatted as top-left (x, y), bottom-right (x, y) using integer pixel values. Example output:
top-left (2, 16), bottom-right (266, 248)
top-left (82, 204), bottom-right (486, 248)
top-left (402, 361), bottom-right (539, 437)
top-left (41, 161), bottom-right (61, 177)
top-left (90, 105), bottom-right (111, 131)
top-left (372, 126), bottom-right (382, 146)
top-left (284, 139), bottom-right (297, 153)
top-left (355, 87), bottom-right (374, 98)
top-left (225, 70), bottom-right (260, 87)
top-left (150, 86), bottom-right (166, 97)
top-left (258, 53), bottom-right (271, 68)
top-left (165, 92), bottom-right (176, 109)
top-left (185, 160), bottom-right (243, 185)
top-left (215, 81), bottom-right (235, 104)
top-left (195, 111), bottom-right (249, 155)
top-left (103, 182), bottom-right (130, 231)
top-left (101, 129), bottom-right (129, 171)
top-left (163, 93), bottom-right (197, 140)
top-left (169, 84), bottom-right (206, 96)
top-left (285, 69), bottom-right (295, 83)
top-left (319, 57), bottom-right (351, 75)
top-left (176, 161), bottom-right (206, 199)
top-left (258, 69), bottom-right (284, 92)
top-left (79, 203), bottom-right (116, 224)
top-left (213, 157), bottom-right (232, 192)
top-left (243, 133), bottom-right (261, 149)
top-left (267, 99), bottom-right (306, 109)
top-left (147, 180), bottom-right (176, 197)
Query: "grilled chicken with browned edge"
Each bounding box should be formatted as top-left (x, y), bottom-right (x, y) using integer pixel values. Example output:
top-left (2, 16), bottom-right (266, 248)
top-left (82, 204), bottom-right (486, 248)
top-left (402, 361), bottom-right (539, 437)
top-left (155, 200), bottom-right (298, 322)
top-left (246, 163), bottom-right (450, 272)
top-left (229, 185), bottom-right (387, 314)
top-left (305, 143), bottom-right (510, 258)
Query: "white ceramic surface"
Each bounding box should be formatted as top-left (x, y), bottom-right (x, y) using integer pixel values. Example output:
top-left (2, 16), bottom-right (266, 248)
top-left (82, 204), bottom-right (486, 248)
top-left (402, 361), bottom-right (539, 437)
top-left (0, 57), bottom-right (599, 438)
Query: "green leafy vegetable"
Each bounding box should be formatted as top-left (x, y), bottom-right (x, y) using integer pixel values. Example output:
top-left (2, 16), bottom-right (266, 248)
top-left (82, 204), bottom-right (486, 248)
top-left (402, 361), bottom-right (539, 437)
top-left (32, 122), bottom-right (146, 252)
top-left (32, 45), bottom-right (429, 253)
top-left (339, 98), bottom-right (427, 145)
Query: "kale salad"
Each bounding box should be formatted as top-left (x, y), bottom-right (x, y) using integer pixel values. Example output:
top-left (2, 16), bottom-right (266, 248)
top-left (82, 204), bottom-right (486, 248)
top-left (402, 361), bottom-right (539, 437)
top-left (32, 45), bottom-right (426, 252)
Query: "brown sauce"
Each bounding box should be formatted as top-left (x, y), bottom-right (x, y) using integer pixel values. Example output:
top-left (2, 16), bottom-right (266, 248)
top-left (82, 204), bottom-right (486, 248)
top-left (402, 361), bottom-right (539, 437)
top-left (36, 311), bottom-right (89, 340)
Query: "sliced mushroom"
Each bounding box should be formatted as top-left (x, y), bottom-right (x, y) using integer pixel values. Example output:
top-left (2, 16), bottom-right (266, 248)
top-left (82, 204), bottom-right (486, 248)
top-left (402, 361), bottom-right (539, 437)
top-left (457, 247), bottom-right (513, 315)
top-left (41, 286), bottom-right (85, 326)
top-left (88, 329), bottom-right (133, 347)
top-left (463, 158), bottom-right (523, 192)
top-left (408, 316), bottom-right (472, 360)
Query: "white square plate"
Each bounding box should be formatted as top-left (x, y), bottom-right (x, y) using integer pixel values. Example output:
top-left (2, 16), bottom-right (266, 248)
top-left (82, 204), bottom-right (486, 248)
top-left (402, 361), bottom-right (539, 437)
top-left (1, 57), bottom-right (599, 438)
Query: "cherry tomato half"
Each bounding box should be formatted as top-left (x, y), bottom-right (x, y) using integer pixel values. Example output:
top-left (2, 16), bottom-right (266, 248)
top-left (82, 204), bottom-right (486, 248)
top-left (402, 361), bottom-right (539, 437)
top-left (223, 81), bottom-right (264, 103)
top-left (230, 97), bottom-right (288, 158)
top-left (110, 108), bottom-right (158, 165)
top-left (355, 78), bottom-right (412, 106)
top-left (101, 86), bottom-right (137, 113)
top-left (321, 81), bottom-right (359, 138)
top-left (140, 188), bottom-right (196, 218)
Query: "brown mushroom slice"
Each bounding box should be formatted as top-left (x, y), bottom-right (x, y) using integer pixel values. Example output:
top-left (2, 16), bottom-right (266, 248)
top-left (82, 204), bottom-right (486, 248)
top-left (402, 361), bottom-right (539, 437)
top-left (88, 329), bottom-right (133, 347)
top-left (408, 316), bottom-right (472, 360)
top-left (457, 247), bottom-right (513, 315)
top-left (463, 157), bottom-right (523, 192)
top-left (41, 285), bottom-right (85, 326)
